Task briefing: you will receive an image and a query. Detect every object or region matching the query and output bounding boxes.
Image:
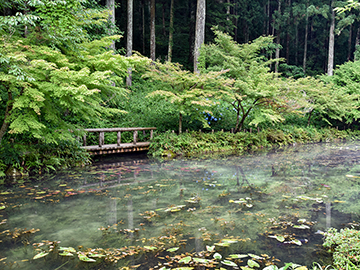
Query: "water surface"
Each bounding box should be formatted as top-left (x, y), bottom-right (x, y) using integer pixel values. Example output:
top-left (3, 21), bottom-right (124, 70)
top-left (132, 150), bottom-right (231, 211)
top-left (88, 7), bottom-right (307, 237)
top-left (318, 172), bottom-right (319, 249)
top-left (1, 143), bottom-right (360, 269)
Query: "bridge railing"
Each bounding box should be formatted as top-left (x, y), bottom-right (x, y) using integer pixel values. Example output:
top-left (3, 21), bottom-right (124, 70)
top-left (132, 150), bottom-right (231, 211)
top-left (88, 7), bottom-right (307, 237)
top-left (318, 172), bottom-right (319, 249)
top-left (82, 127), bottom-right (157, 147)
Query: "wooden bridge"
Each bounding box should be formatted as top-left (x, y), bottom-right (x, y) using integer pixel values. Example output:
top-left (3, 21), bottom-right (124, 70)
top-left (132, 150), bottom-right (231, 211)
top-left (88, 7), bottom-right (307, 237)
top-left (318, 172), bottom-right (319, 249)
top-left (80, 127), bottom-right (156, 155)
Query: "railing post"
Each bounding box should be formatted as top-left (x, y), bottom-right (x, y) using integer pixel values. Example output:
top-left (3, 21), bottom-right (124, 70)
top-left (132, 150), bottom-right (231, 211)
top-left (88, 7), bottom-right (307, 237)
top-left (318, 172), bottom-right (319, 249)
top-left (150, 129), bottom-right (154, 140)
top-left (117, 132), bottom-right (121, 146)
top-left (83, 134), bottom-right (87, 146)
top-left (133, 130), bottom-right (138, 144)
top-left (99, 132), bottom-right (104, 147)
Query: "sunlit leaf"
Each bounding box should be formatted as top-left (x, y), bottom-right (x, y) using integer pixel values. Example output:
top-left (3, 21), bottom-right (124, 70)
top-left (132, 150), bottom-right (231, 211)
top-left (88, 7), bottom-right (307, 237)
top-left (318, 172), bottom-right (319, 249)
top-left (59, 247), bottom-right (76, 253)
top-left (193, 257), bottom-right (210, 263)
top-left (295, 266), bottom-right (308, 270)
top-left (248, 254), bottom-right (264, 260)
top-left (179, 256), bottom-right (192, 264)
top-left (172, 267), bottom-right (194, 270)
top-left (144, 246), bottom-right (157, 250)
top-left (213, 252), bottom-right (222, 259)
top-left (59, 251), bottom-right (74, 256)
top-left (263, 265), bottom-right (279, 270)
top-left (78, 253), bottom-right (96, 262)
top-left (0, 206), bottom-right (5, 210)
top-left (293, 225), bottom-right (310, 229)
top-left (206, 245), bottom-right (215, 252)
top-left (291, 239), bottom-right (302, 246)
top-left (228, 254), bottom-right (248, 259)
top-left (221, 260), bottom-right (238, 267)
top-left (167, 247), bottom-right (180, 252)
top-left (268, 235), bottom-right (285, 242)
top-left (33, 252), bottom-right (49, 260)
top-left (248, 259), bottom-right (260, 268)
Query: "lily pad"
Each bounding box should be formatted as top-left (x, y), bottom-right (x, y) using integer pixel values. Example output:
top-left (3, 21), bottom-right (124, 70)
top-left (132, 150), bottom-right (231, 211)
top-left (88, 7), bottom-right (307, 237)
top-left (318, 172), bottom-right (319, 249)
top-left (248, 259), bottom-right (260, 268)
top-left (144, 246), bottom-right (157, 250)
top-left (228, 254), bottom-right (248, 259)
top-left (193, 258), bottom-right (210, 263)
top-left (206, 245), bottom-right (215, 252)
top-left (179, 256), bottom-right (192, 264)
top-left (167, 247), bottom-right (180, 252)
top-left (78, 253), bottom-right (96, 262)
top-left (33, 252), bottom-right (49, 260)
top-left (213, 252), bottom-right (222, 259)
top-left (221, 260), bottom-right (238, 267)
top-left (59, 247), bottom-right (76, 253)
top-left (59, 251), bottom-right (74, 257)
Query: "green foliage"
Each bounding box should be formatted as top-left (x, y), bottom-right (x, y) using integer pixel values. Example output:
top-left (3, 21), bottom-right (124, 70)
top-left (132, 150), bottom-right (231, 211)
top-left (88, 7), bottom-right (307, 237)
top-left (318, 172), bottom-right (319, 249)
top-left (323, 228), bottom-right (360, 269)
top-left (143, 61), bottom-right (233, 134)
top-left (149, 127), bottom-right (360, 158)
top-left (199, 29), bottom-right (294, 132)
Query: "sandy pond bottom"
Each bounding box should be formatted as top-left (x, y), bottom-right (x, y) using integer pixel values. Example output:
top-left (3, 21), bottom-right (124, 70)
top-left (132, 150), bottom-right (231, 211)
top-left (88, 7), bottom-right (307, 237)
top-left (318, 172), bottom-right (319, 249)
top-left (1, 143), bottom-right (360, 269)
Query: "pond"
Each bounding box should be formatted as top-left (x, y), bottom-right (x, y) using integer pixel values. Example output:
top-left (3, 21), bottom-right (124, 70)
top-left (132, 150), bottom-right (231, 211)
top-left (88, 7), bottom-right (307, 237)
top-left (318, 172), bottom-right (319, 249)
top-left (1, 142), bottom-right (360, 270)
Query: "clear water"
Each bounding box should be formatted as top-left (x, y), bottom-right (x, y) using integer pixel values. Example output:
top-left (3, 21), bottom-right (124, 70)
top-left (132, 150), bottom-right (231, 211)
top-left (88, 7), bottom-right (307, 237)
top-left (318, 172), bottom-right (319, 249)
top-left (1, 142), bottom-right (360, 269)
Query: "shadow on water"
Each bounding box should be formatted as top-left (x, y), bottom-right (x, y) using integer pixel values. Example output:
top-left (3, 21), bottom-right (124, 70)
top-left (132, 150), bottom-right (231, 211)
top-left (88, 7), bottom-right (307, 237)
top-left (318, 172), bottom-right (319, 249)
top-left (1, 142), bottom-right (360, 269)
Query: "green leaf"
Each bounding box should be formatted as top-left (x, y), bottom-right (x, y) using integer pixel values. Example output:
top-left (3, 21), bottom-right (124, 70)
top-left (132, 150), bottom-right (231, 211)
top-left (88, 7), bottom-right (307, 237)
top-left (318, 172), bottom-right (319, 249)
top-left (178, 256), bottom-right (192, 264)
top-left (221, 260), bottom-right (238, 267)
top-left (78, 253), bottom-right (96, 262)
top-left (248, 259), bottom-right (260, 268)
top-left (206, 245), bottom-right (215, 252)
top-left (167, 247), bottom-right (180, 252)
top-left (248, 254), bottom-right (264, 260)
top-left (263, 266), bottom-right (279, 270)
top-left (213, 252), bottom-right (222, 260)
top-left (0, 206), bottom-right (5, 210)
top-left (59, 251), bottom-right (74, 256)
top-left (144, 246), bottom-right (157, 250)
top-left (58, 247), bottom-right (76, 253)
top-left (33, 252), bottom-right (49, 260)
top-left (228, 254), bottom-right (248, 259)
top-left (193, 258), bottom-right (210, 263)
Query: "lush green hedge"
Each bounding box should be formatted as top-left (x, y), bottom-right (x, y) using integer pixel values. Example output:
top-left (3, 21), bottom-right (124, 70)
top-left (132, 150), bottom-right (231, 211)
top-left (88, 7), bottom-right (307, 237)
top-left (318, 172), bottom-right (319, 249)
top-left (149, 126), bottom-right (360, 157)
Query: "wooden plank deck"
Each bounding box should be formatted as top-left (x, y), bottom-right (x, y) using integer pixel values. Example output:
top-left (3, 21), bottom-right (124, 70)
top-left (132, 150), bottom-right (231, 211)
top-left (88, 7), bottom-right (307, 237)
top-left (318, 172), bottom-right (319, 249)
top-left (82, 142), bottom-right (150, 155)
top-left (80, 127), bottom-right (156, 155)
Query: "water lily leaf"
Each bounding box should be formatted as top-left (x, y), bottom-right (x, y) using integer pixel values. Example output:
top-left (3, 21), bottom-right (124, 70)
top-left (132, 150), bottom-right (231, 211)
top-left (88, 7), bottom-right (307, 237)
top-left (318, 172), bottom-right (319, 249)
top-left (167, 247), bottom-right (180, 252)
top-left (33, 252), bottom-right (49, 260)
top-left (0, 206), bottom-right (5, 210)
top-left (172, 268), bottom-right (194, 270)
top-left (333, 200), bottom-right (346, 203)
top-left (213, 252), bottom-right (222, 259)
top-left (295, 266), bottom-right (308, 270)
top-left (222, 239), bottom-right (238, 244)
top-left (268, 235), bottom-right (285, 242)
top-left (297, 219), bottom-right (306, 223)
top-left (263, 265), bottom-right (279, 270)
top-left (221, 260), bottom-right (238, 267)
top-left (144, 246), bottom-right (157, 250)
top-left (59, 251), bottom-right (74, 256)
top-left (78, 253), bottom-right (96, 262)
top-left (248, 259), bottom-right (260, 268)
top-left (248, 254), bottom-right (264, 260)
top-left (293, 224), bottom-right (310, 229)
top-left (206, 245), bottom-right (215, 252)
top-left (228, 254), bottom-right (248, 259)
top-left (193, 258), bottom-right (210, 263)
top-left (291, 239), bottom-right (302, 246)
top-left (215, 242), bottom-right (230, 247)
top-left (0, 192), bottom-right (10, 195)
top-left (59, 247), bottom-right (76, 253)
top-left (88, 253), bottom-right (106, 258)
top-left (179, 256), bottom-right (192, 264)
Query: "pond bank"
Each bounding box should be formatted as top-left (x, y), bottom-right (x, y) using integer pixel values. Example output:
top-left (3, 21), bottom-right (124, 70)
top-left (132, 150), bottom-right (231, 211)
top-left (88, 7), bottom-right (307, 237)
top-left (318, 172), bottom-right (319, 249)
top-left (148, 127), bottom-right (360, 158)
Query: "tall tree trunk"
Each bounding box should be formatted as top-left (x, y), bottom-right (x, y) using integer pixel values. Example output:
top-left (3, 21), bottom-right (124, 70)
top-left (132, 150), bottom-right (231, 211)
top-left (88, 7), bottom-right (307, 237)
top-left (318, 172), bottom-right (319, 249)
top-left (234, 1), bottom-right (238, 41)
top-left (194, 0), bottom-right (206, 73)
top-left (188, 0), bottom-right (196, 66)
top-left (106, 0), bottom-right (116, 50)
top-left (327, 0), bottom-right (335, 76)
top-left (267, 0), bottom-right (271, 35)
top-left (285, 0), bottom-right (291, 63)
top-left (179, 112), bottom-right (183, 134)
top-left (168, 0), bottom-right (175, 62)
top-left (303, 0), bottom-right (309, 74)
top-left (0, 90), bottom-right (13, 145)
top-left (355, 27), bottom-right (360, 61)
top-left (162, 0), bottom-right (166, 36)
top-left (348, 24), bottom-right (352, 61)
top-left (274, 0), bottom-right (281, 73)
top-left (150, 0), bottom-right (156, 61)
top-left (126, 0), bottom-right (133, 87)
top-left (141, 0), bottom-right (146, 55)
top-left (295, 19), bottom-right (298, 65)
